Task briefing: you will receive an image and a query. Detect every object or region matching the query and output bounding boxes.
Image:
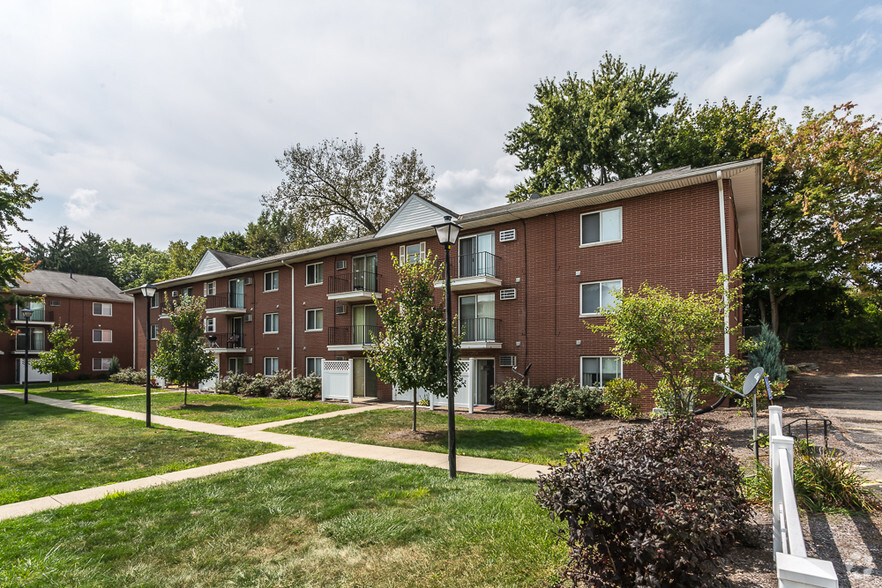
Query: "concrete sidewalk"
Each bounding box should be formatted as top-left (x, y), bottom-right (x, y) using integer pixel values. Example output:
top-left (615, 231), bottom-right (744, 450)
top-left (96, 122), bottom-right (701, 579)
top-left (0, 391), bottom-right (549, 521)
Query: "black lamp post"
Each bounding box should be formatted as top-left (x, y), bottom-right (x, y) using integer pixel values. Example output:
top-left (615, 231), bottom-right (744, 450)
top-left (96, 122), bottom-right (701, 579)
top-left (434, 215), bottom-right (461, 479)
top-left (21, 307), bottom-right (33, 404)
top-left (140, 283), bottom-right (157, 427)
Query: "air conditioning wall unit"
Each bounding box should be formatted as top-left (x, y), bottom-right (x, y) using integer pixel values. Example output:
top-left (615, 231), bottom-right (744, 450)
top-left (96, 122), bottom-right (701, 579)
top-left (499, 288), bottom-right (517, 301)
top-left (500, 355), bottom-right (517, 368)
top-left (244, 277), bottom-right (253, 286)
top-left (244, 314), bottom-right (253, 322)
top-left (171, 290), bottom-right (178, 297)
top-left (335, 303), bottom-right (347, 315)
top-left (336, 259), bottom-right (347, 271)
top-left (499, 229), bottom-right (516, 242)
top-left (244, 356), bottom-right (253, 365)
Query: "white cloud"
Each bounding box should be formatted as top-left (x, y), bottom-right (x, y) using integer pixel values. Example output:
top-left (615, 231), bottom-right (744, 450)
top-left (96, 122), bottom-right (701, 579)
top-left (436, 155), bottom-right (527, 214)
top-left (857, 5), bottom-right (882, 23)
top-left (131, 0), bottom-right (243, 34)
top-left (65, 189), bottom-right (99, 221)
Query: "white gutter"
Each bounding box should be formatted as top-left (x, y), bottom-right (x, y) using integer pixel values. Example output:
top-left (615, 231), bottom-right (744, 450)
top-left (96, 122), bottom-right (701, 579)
top-left (282, 259), bottom-right (295, 379)
top-left (717, 171), bottom-right (731, 368)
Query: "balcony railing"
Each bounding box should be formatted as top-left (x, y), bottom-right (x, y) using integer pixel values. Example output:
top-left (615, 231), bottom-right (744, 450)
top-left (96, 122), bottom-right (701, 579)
top-left (328, 325), bottom-right (380, 346)
top-left (328, 271), bottom-right (381, 294)
top-left (204, 293), bottom-right (245, 309)
top-left (459, 317), bottom-right (500, 342)
top-left (15, 308), bottom-right (50, 321)
top-left (205, 332), bottom-right (245, 349)
top-left (456, 251), bottom-right (499, 279)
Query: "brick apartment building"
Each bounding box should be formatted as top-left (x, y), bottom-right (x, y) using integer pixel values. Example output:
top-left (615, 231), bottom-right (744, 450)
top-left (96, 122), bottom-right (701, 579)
top-left (130, 159), bottom-right (761, 408)
top-left (2, 270), bottom-right (134, 384)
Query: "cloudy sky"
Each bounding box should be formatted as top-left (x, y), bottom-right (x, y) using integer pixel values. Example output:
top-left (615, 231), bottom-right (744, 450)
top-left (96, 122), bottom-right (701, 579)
top-left (2, 1), bottom-right (880, 248)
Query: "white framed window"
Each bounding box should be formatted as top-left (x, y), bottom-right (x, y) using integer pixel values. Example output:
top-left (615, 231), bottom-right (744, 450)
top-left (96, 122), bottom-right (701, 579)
top-left (92, 329), bottom-right (112, 343)
top-left (204, 281), bottom-right (216, 296)
top-left (228, 357), bottom-right (243, 374)
top-left (400, 242), bottom-right (426, 264)
top-left (264, 312), bottom-right (279, 334)
top-left (306, 357), bottom-right (323, 378)
top-left (92, 357), bottom-right (112, 371)
top-left (264, 356), bottom-right (279, 376)
top-left (150, 293), bottom-right (159, 309)
top-left (580, 356), bottom-right (622, 387)
top-left (92, 302), bottom-right (112, 316)
top-left (580, 279), bottom-right (622, 316)
top-left (149, 324), bottom-right (159, 340)
top-left (204, 317), bottom-right (216, 333)
top-left (264, 270), bottom-right (279, 292)
top-left (580, 207), bottom-right (622, 246)
top-left (182, 287), bottom-right (193, 297)
top-left (306, 262), bottom-right (323, 286)
top-left (306, 308), bottom-right (323, 332)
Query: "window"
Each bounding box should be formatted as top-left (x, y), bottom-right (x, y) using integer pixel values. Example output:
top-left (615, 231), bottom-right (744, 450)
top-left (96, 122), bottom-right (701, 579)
top-left (92, 302), bottom-right (112, 316)
top-left (580, 207), bottom-right (622, 246)
top-left (352, 304), bottom-right (378, 344)
top-left (228, 357), bottom-right (243, 374)
top-left (150, 293), bottom-right (159, 309)
top-left (264, 312), bottom-right (279, 334)
top-left (204, 281), bottom-right (216, 296)
top-left (458, 233), bottom-right (495, 277)
top-left (400, 242), bottom-right (426, 264)
top-left (459, 293), bottom-right (495, 341)
top-left (182, 286), bottom-right (193, 297)
top-left (581, 357), bottom-right (622, 387)
top-left (580, 280), bottom-right (622, 316)
top-left (93, 357), bottom-right (112, 371)
top-left (92, 329), bottom-right (112, 343)
top-left (264, 357), bottom-right (279, 376)
top-left (17, 301), bottom-right (45, 320)
top-left (352, 254), bottom-right (378, 291)
top-left (17, 327), bottom-right (45, 351)
top-left (306, 357), bottom-right (323, 378)
top-left (204, 317), bottom-right (216, 333)
top-left (306, 308), bottom-right (323, 331)
top-left (264, 270), bottom-right (279, 292)
top-left (306, 262), bottom-right (323, 286)
top-left (49, 300), bottom-right (61, 307)
top-left (149, 324), bottom-right (159, 340)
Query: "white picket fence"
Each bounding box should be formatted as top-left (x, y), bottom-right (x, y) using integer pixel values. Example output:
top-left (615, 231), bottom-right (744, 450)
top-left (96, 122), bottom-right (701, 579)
top-left (768, 405), bottom-right (839, 587)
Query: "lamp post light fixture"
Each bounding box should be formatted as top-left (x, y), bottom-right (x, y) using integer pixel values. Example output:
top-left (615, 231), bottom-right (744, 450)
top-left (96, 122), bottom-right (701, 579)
top-left (21, 307), bottom-right (33, 405)
top-left (140, 283), bottom-right (157, 427)
top-left (433, 215), bottom-right (461, 479)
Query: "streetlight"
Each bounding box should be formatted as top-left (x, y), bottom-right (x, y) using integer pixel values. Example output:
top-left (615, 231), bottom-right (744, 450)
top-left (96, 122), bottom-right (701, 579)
top-left (21, 307), bottom-right (33, 404)
top-left (140, 283), bottom-right (157, 427)
top-left (433, 215), bottom-right (461, 479)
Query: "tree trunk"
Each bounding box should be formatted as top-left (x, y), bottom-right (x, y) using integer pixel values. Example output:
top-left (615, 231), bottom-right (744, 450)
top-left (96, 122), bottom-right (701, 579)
top-left (412, 388), bottom-right (417, 432)
top-left (184, 384), bottom-right (188, 407)
top-left (758, 297), bottom-right (767, 326)
top-left (769, 290), bottom-right (781, 335)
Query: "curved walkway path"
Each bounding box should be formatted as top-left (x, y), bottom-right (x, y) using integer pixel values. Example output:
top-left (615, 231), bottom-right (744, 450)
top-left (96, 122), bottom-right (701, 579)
top-left (0, 391), bottom-right (548, 522)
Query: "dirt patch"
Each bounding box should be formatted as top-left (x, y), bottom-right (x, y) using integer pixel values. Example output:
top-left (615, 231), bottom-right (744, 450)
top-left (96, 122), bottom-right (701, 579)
top-left (784, 348), bottom-right (882, 376)
top-left (385, 429), bottom-right (444, 442)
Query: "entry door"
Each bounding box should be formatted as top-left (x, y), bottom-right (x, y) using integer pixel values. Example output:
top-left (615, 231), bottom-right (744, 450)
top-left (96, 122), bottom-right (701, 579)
top-left (353, 358), bottom-right (377, 398)
top-left (475, 359), bottom-right (495, 405)
top-left (353, 304), bottom-right (378, 344)
top-left (229, 279), bottom-right (243, 307)
top-left (229, 316), bottom-right (243, 348)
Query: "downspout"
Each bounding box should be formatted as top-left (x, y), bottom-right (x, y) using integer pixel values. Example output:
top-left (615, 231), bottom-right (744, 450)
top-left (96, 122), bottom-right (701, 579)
top-left (132, 298), bottom-right (136, 369)
top-left (716, 171), bottom-right (730, 370)
top-left (282, 259), bottom-right (295, 379)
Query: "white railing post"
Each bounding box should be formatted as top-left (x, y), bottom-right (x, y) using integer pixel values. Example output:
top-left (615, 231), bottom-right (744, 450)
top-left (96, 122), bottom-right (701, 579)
top-left (770, 434), bottom-right (793, 557)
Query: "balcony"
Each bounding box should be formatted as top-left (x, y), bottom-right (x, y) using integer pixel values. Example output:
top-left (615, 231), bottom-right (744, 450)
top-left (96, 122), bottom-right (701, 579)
top-left (11, 308), bottom-right (54, 325)
top-left (459, 317), bottom-right (502, 349)
top-left (327, 272), bottom-right (383, 302)
top-left (205, 332), bottom-right (246, 353)
top-left (327, 325), bottom-right (380, 351)
top-left (435, 251), bottom-right (502, 291)
top-left (204, 293), bottom-right (246, 315)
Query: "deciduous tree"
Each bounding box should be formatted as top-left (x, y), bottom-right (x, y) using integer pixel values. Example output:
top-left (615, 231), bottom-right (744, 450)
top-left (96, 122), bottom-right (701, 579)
top-left (366, 254), bottom-right (461, 432)
top-left (0, 165), bottom-right (41, 331)
top-left (31, 324), bottom-right (80, 389)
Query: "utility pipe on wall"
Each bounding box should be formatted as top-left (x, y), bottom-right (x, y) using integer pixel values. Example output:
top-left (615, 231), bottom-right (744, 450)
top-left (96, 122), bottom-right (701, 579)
top-left (716, 171), bottom-right (731, 366)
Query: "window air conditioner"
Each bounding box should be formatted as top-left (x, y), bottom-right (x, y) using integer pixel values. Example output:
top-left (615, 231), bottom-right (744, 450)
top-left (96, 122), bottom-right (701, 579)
top-left (499, 229), bottom-right (516, 242)
top-left (244, 356), bottom-right (253, 365)
top-left (499, 288), bottom-right (517, 301)
top-left (335, 304), bottom-right (347, 315)
top-left (244, 314), bottom-right (253, 322)
top-left (500, 355), bottom-right (517, 368)
top-left (244, 277), bottom-right (253, 285)
top-left (336, 260), bottom-right (347, 271)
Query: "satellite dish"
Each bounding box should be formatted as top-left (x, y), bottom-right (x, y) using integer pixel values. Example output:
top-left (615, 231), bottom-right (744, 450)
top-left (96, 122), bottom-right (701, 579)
top-left (743, 367), bottom-right (765, 396)
top-left (523, 364), bottom-right (532, 378)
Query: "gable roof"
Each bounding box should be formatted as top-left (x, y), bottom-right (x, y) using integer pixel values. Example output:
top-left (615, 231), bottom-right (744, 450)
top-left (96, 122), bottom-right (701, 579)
top-left (192, 249), bottom-right (257, 277)
top-left (13, 270), bottom-right (131, 303)
top-left (374, 195), bottom-right (459, 238)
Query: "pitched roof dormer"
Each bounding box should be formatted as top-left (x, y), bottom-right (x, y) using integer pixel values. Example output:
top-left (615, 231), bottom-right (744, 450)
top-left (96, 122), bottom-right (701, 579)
top-left (191, 249), bottom-right (256, 277)
top-left (374, 195), bottom-right (460, 239)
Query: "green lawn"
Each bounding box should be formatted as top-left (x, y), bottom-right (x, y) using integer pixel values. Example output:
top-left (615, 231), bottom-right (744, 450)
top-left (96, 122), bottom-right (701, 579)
top-left (0, 455), bottom-right (567, 587)
top-left (0, 395), bottom-right (280, 505)
top-left (82, 391), bottom-right (348, 427)
top-left (271, 409), bottom-right (590, 464)
top-left (3, 380), bottom-right (149, 401)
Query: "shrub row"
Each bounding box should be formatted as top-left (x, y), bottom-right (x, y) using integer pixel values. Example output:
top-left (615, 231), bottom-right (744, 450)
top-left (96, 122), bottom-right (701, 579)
top-left (493, 377), bottom-right (644, 420)
top-left (214, 370), bottom-right (321, 401)
top-left (109, 367), bottom-right (148, 385)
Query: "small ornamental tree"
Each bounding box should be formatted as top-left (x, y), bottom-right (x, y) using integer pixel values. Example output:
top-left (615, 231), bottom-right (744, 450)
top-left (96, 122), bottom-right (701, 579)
top-left (152, 294), bottom-right (217, 406)
top-left (588, 270), bottom-right (747, 417)
top-left (367, 253), bottom-right (462, 432)
top-left (31, 323), bottom-right (80, 389)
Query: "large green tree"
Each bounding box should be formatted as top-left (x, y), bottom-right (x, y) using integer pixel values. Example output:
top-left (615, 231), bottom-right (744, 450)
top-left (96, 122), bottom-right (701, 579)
top-left (152, 294), bottom-right (218, 406)
top-left (108, 238), bottom-right (171, 290)
top-left (31, 324), bottom-right (81, 389)
top-left (0, 165), bottom-right (41, 330)
top-left (504, 53), bottom-right (677, 200)
top-left (28, 227), bottom-right (115, 281)
top-left (263, 137), bottom-right (436, 237)
top-left (367, 254), bottom-right (461, 432)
